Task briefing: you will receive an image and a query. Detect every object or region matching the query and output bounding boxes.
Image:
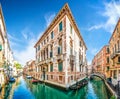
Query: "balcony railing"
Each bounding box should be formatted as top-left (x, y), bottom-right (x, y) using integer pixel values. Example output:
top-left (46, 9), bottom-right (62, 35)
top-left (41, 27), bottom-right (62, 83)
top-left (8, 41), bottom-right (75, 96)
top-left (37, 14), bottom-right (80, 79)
top-left (111, 49), bottom-right (120, 59)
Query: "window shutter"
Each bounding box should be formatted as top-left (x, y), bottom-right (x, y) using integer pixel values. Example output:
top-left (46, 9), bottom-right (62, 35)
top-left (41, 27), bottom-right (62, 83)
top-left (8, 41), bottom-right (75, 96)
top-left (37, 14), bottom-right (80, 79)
top-left (0, 45), bottom-right (2, 51)
top-left (58, 62), bottom-right (63, 72)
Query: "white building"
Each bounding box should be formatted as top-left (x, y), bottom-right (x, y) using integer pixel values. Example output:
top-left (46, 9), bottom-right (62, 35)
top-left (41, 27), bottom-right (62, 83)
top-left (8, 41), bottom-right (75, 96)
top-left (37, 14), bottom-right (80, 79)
top-left (34, 3), bottom-right (87, 89)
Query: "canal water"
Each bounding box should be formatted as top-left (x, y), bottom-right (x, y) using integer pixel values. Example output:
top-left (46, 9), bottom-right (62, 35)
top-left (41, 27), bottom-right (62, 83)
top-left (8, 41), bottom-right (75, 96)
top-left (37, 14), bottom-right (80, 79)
top-left (0, 76), bottom-right (111, 99)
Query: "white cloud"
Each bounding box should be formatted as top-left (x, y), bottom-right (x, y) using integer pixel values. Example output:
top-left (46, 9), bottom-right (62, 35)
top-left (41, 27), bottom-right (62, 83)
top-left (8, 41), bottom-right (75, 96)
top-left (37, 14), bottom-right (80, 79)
top-left (9, 12), bottom-right (56, 66)
top-left (88, 24), bottom-right (103, 31)
top-left (44, 12), bottom-right (56, 27)
top-left (8, 33), bottom-right (22, 42)
top-left (88, 1), bottom-right (120, 33)
top-left (13, 39), bottom-right (36, 66)
top-left (21, 27), bottom-right (35, 40)
top-left (9, 28), bottom-right (44, 66)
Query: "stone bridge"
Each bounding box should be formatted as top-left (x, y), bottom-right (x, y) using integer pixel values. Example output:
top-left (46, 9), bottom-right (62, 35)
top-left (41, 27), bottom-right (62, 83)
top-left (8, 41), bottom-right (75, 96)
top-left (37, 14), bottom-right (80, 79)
top-left (90, 72), bottom-right (106, 80)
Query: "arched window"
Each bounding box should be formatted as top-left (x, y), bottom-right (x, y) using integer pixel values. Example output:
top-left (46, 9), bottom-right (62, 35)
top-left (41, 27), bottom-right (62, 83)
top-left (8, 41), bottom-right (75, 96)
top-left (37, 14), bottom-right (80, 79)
top-left (58, 39), bottom-right (62, 54)
top-left (118, 57), bottom-right (120, 63)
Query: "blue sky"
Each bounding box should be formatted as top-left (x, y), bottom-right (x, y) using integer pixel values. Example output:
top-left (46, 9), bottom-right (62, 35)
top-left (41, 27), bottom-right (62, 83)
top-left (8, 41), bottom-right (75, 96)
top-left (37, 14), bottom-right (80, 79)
top-left (0, 0), bottom-right (120, 65)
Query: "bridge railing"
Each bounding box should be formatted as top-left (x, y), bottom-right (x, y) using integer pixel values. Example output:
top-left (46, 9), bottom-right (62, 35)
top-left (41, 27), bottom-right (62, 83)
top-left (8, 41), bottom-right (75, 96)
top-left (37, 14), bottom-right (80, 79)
top-left (91, 72), bottom-right (106, 80)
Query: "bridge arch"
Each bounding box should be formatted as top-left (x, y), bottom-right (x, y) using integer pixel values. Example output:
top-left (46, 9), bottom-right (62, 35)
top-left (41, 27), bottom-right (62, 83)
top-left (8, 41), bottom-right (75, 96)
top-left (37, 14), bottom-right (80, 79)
top-left (90, 72), bottom-right (106, 80)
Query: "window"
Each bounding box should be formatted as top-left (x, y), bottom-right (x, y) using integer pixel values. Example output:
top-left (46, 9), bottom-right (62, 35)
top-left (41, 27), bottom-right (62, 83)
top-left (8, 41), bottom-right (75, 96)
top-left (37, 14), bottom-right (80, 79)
top-left (38, 45), bottom-right (40, 51)
top-left (106, 47), bottom-right (109, 53)
top-left (50, 64), bottom-right (53, 72)
top-left (0, 45), bottom-right (2, 51)
top-left (107, 66), bottom-right (110, 71)
top-left (59, 76), bottom-right (62, 81)
top-left (118, 40), bottom-right (120, 51)
top-left (59, 21), bottom-right (62, 32)
top-left (46, 47), bottom-right (48, 58)
top-left (70, 39), bottom-right (73, 55)
top-left (51, 31), bottom-right (54, 39)
top-left (79, 41), bottom-right (81, 47)
top-left (36, 48), bottom-right (37, 53)
top-left (50, 45), bottom-right (53, 58)
top-left (115, 44), bottom-right (116, 52)
top-left (58, 39), bottom-right (62, 54)
top-left (50, 51), bottom-right (53, 58)
top-left (58, 46), bottom-right (61, 54)
top-left (118, 57), bottom-right (120, 63)
top-left (44, 40), bottom-right (46, 44)
top-left (107, 57), bottom-right (109, 63)
top-left (47, 36), bottom-right (49, 42)
top-left (113, 70), bottom-right (117, 79)
top-left (51, 75), bottom-right (53, 79)
top-left (70, 24), bottom-right (72, 34)
top-left (71, 62), bottom-right (74, 71)
top-left (58, 62), bottom-right (63, 72)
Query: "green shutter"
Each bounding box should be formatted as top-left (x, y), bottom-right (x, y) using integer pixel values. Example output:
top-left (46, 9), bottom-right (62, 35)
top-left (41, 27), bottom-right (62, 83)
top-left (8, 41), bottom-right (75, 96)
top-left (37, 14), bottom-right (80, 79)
top-left (50, 64), bottom-right (53, 72)
top-left (58, 47), bottom-right (60, 54)
top-left (50, 52), bottom-right (53, 58)
top-left (59, 22), bottom-right (62, 32)
top-left (51, 31), bottom-right (54, 39)
top-left (0, 45), bottom-right (2, 51)
top-left (58, 62), bottom-right (63, 72)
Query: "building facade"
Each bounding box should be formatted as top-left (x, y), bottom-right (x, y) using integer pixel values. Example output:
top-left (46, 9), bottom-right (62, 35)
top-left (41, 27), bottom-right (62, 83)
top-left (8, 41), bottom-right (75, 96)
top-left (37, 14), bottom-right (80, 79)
top-left (34, 4), bottom-right (87, 88)
top-left (23, 60), bottom-right (35, 77)
top-left (92, 45), bottom-right (110, 77)
top-left (109, 18), bottom-right (120, 86)
top-left (0, 4), bottom-right (14, 86)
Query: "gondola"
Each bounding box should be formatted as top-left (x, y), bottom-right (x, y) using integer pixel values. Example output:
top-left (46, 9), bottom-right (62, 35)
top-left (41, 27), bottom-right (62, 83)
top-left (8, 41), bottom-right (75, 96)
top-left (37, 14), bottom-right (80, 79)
top-left (32, 79), bottom-right (39, 83)
top-left (69, 79), bottom-right (88, 90)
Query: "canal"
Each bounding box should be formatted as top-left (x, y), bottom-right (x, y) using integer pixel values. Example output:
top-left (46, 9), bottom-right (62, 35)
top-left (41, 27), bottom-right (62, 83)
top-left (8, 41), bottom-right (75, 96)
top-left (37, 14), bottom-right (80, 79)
top-left (0, 76), bottom-right (111, 99)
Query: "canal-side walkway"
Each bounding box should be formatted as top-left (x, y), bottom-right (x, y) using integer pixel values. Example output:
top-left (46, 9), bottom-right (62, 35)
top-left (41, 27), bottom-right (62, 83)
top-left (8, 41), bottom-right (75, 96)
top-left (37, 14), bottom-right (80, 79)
top-left (107, 81), bottom-right (120, 99)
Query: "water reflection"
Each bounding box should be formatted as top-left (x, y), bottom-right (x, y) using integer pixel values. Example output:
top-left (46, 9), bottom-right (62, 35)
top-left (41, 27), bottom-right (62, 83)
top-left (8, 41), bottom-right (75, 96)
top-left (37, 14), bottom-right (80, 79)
top-left (0, 76), bottom-right (111, 99)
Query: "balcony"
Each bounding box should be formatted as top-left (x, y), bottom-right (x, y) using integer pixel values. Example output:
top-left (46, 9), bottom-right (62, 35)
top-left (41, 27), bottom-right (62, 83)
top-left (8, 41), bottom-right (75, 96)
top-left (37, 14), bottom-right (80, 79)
top-left (111, 49), bottom-right (120, 59)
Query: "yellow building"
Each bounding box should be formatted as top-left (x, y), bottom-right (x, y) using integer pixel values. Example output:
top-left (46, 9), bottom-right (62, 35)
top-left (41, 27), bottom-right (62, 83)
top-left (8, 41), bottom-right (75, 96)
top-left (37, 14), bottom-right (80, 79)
top-left (109, 18), bottom-right (120, 86)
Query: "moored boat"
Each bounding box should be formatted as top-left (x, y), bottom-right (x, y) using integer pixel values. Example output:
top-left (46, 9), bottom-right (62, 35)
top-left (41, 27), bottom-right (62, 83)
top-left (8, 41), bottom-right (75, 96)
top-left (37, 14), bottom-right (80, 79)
top-left (9, 77), bottom-right (15, 82)
top-left (69, 79), bottom-right (88, 90)
top-left (32, 79), bottom-right (39, 83)
top-left (26, 76), bottom-right (32, 79)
